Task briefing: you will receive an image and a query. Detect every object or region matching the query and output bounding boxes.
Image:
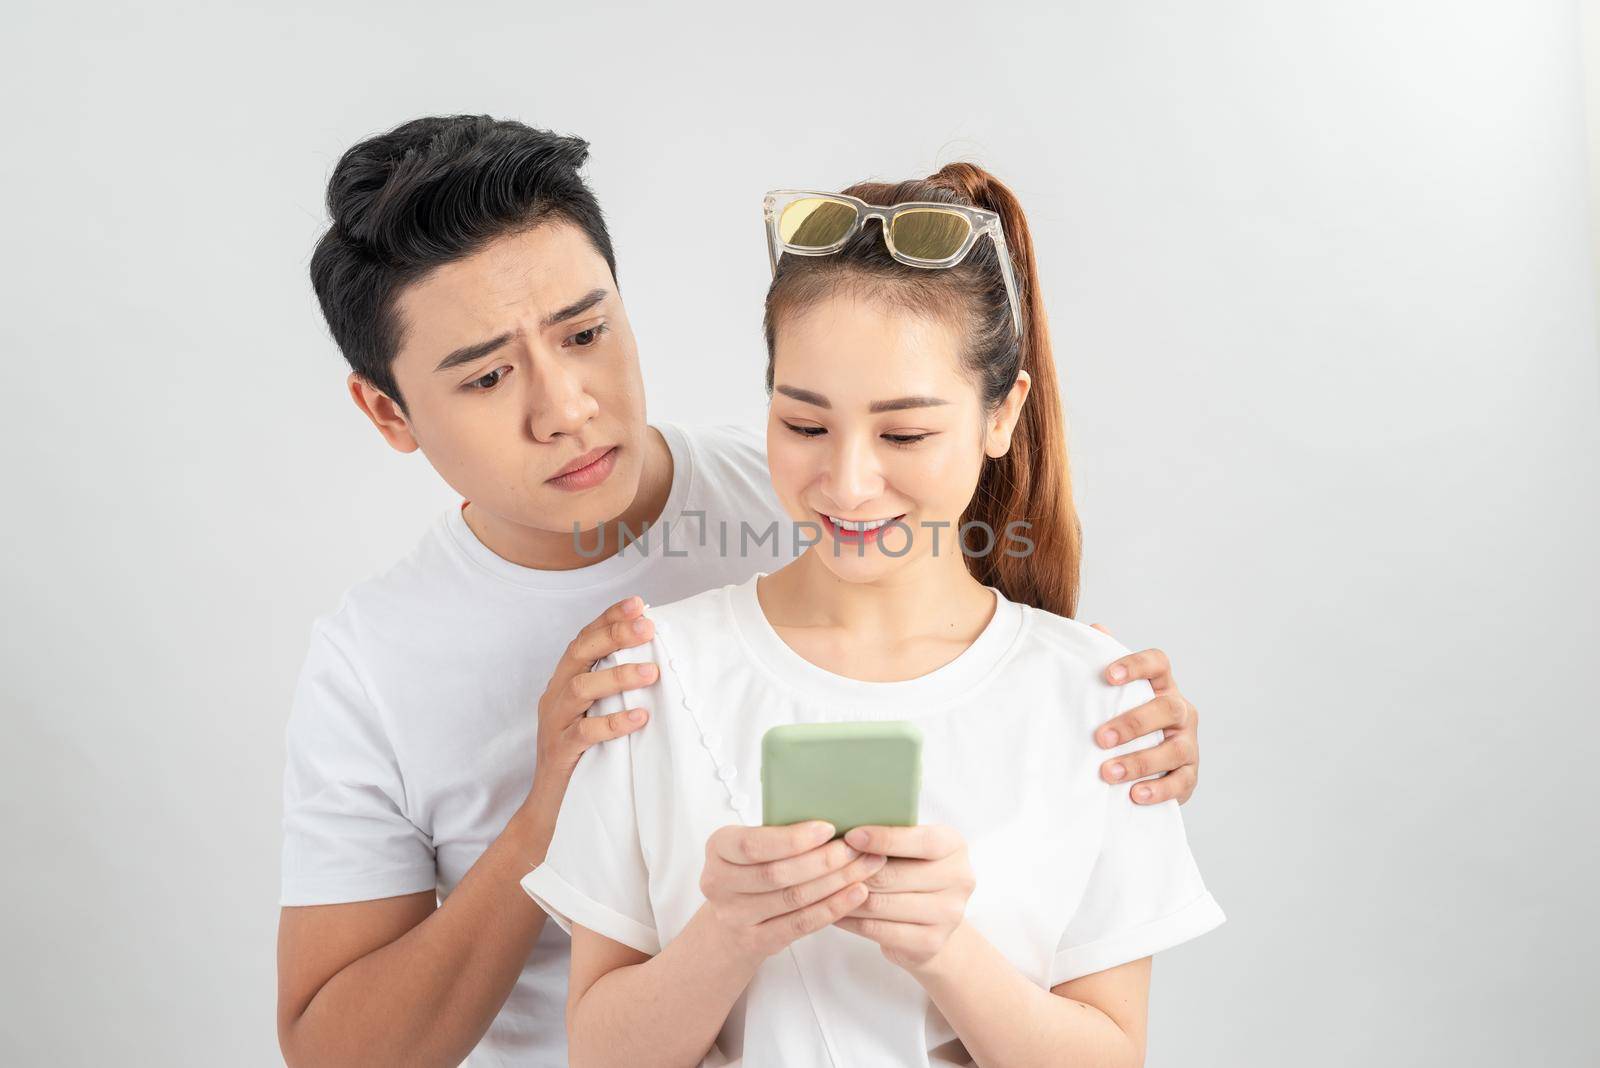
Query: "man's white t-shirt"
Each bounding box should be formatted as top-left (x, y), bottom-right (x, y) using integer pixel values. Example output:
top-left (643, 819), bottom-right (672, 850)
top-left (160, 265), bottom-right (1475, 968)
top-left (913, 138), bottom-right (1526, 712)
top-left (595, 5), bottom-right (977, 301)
top-left (524, 576), bottom-right (1224, 1067)
top-left (281, 423), bottom-right (793, 1066)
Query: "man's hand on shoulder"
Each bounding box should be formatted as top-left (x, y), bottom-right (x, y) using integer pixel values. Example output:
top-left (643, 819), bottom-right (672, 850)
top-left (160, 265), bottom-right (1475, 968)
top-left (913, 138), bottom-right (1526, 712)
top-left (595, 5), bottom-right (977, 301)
top-left (1088, 625), bottom-right (1199, 806)
top-left (534, 595), bottom-right (659, 785)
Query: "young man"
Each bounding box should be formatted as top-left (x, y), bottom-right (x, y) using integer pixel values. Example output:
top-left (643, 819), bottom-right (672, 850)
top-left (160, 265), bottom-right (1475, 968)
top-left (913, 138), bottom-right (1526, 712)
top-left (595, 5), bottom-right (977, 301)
top-left (276, 115), bottom-right (1204, 1067)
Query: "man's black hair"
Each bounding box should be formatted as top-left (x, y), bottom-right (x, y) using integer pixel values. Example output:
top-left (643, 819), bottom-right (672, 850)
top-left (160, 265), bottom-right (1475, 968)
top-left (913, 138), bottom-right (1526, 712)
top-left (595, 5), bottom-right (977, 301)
top-left (309, 115), bottom-right (617, 408)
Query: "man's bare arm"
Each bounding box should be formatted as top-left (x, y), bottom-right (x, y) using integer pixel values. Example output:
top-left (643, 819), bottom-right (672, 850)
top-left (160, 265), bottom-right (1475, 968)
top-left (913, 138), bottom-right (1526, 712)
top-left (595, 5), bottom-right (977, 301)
top-left (276, 597), bottom-right (658, 1067)
top-left (277, 797), bottom-right (558, 1066)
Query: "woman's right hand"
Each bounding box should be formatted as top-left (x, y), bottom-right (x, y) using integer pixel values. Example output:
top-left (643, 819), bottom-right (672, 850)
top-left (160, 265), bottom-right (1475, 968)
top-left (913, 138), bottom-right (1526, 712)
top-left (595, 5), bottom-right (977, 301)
top-left (698, 821), bottom-right (887, 964)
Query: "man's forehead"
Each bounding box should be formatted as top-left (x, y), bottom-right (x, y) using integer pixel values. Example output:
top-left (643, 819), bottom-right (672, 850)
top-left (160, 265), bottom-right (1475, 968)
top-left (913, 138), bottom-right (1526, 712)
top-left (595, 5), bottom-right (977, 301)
top-left (421, 223), bottom-right (607, 309)
top-left (396, 223), bottom-right (611, 351)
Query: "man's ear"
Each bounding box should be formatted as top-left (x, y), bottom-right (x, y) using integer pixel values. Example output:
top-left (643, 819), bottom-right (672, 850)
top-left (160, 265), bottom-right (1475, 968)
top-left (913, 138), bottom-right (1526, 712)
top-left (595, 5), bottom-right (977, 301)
top-left (348, 373), bottom-right (419, 454)
top-left (984, 370), bottom-right (1032, 459)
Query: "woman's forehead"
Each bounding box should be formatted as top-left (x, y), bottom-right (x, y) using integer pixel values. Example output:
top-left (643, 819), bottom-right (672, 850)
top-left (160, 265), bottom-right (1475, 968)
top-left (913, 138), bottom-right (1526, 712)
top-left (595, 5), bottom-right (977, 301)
top-left (772, 292), bottom-right (973, 406)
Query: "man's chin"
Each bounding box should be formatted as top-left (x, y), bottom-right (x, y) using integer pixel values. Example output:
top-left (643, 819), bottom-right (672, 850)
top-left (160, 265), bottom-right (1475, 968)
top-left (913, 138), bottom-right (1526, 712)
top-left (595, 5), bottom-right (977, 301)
top-left (473, 485), bottom-right (632, 538)
top-left (531, 500), bottom-right (634, 540)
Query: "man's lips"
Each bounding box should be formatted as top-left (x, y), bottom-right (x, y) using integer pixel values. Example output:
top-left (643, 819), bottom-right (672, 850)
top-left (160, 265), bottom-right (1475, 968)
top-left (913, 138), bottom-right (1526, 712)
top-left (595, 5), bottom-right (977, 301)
top-left (547, 446), bottom-right (618, 490)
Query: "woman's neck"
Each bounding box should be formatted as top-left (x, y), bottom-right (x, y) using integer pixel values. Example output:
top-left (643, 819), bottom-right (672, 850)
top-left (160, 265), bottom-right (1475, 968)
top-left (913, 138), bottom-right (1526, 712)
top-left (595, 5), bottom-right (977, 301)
top-left (757, 546), bottom-right (998, 682)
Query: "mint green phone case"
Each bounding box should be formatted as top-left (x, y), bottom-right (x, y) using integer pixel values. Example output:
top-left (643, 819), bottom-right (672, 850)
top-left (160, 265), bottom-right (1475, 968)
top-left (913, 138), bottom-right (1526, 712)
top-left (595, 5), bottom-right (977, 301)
top-left (760, 721), bottom-right (923, 836)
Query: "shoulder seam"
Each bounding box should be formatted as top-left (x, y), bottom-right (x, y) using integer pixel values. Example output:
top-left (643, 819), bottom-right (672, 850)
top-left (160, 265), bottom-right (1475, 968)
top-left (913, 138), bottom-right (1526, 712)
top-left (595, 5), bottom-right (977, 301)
top-left (304, 620), bottom-right (423, 827)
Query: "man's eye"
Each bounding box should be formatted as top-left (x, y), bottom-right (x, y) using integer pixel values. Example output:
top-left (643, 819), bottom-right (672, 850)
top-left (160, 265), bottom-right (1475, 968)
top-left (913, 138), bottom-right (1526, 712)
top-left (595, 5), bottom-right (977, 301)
top-left (783, 422), bottom-right (826, 437)
top-left (567, 324), bottom-right (610, 348)
top-left (467, 367), bottom-right (510, 391)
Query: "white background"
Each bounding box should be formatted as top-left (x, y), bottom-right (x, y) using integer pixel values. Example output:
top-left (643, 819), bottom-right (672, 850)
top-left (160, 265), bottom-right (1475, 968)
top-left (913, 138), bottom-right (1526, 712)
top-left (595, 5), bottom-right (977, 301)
top-left (3, 1), bottom-right (1598, 1064)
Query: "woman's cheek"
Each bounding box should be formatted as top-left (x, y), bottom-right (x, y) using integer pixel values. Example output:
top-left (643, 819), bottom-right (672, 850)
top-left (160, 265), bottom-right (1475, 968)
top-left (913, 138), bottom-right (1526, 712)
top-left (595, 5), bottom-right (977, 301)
top-left (898, 440), bottom-right (980, 519)
top-left (767, 438), bottom-right (812, 517)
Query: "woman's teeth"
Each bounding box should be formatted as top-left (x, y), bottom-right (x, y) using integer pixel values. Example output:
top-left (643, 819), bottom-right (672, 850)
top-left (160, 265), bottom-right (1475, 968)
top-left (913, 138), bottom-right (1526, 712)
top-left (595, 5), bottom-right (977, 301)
top-left (826, 515), bottom-right (893, 532)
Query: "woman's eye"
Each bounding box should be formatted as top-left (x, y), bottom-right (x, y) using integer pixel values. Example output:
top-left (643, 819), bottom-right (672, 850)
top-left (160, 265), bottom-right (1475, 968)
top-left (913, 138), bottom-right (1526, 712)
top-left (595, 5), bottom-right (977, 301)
top-left (883, 432), bottom-right (931, 446)
top-left (566, 324), bottom-right (609, 348)
top-left (783, 422), bottom-right (826, 438)
top-left (467, 367), bottom-right (510, 391)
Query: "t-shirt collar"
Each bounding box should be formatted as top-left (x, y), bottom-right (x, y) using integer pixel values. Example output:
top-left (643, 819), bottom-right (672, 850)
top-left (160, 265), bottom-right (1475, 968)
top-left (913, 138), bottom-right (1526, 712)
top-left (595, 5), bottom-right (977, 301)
top-left (724, 573), bottom-right (1027, 714)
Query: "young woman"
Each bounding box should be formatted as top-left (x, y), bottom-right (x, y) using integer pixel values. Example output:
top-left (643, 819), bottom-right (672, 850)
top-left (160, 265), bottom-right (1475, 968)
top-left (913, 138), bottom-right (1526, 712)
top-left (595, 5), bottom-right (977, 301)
top-left (523, 163), bottom-right (1223, 1067)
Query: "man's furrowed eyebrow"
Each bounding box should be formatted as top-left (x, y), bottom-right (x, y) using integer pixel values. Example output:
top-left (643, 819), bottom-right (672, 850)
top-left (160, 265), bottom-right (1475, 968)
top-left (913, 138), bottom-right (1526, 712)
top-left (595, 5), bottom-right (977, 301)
top-left (775, 385), bottom-right (830, 408)
top-left (869, 396), bottom-right (950, 413)
top-left (431, 287), bottom-right (610, 373)
top-left (434, 332), bottom-right (515, 373)
top-left (541, 287), bottom-right (609, 329)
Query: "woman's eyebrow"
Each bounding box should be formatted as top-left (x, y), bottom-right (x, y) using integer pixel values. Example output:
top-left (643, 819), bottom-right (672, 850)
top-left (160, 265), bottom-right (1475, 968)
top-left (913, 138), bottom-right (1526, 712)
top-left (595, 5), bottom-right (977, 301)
top-left (869, 396), bottom-right (948, 413)
top-left (774, 386), bottom-right (948, 413)
top-left (775, 385), bottom-right (830, 408)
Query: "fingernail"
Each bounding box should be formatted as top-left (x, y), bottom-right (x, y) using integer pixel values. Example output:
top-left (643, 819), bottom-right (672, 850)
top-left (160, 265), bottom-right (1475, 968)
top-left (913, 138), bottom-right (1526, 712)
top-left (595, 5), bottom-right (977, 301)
top-left (845, 828), bottom-right (869, 849)
top-left (629, 708), bottom-right (646, 723)
top-left (1108, 664), bottom-right (1127, 682)
top-left (868, 853), bottom-right (888, 869)
top-left (632, 619), bottom-right (649, 635)
top-left (840, 846), bottom-right (861, 862)
top-left (639, 664), bottom-right (659, 682)
top-left (1135, 785), bottom-right (1152, 802)
top-left (813, 822), bottom-right (836, 841)
top-left (1099, 729), bottom-right (1119, 748)
top-left (1107, 763), bottom-right (1126, 781)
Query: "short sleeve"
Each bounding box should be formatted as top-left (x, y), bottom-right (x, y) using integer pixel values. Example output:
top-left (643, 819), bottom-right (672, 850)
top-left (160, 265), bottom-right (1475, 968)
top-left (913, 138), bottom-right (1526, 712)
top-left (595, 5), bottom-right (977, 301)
top-left (280, 624), bottom-right (435, 906)
top-left (521, 655), bottom-right (660, 955)
top-left (1049, 679), bottom-right (1225, 986)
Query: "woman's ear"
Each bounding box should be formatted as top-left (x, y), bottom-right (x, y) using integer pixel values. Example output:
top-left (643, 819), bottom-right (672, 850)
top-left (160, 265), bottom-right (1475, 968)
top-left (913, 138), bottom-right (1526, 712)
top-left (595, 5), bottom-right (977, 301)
top-left (984, 370), bottom-right (1032, 458)
top-left (348, 372), bottom-right (420, 454)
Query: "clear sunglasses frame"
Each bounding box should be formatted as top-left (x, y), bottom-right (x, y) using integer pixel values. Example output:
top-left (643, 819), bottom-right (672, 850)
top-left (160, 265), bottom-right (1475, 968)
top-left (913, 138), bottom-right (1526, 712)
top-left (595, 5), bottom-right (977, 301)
top-left (762, 189), bottom-right (1023, 337)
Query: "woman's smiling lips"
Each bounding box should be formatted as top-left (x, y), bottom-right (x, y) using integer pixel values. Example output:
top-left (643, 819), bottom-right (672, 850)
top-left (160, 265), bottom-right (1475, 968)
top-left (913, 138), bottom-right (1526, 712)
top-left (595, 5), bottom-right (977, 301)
top-left (547, 446), bottom-right (618, 491)
top-left (818, 511), bottom-right (907, 543)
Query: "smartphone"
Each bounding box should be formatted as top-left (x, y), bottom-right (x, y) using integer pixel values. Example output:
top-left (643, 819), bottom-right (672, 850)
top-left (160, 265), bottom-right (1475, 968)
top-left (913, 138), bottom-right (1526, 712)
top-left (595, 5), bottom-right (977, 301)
top-left (760, 721), bottom-right (922, 837)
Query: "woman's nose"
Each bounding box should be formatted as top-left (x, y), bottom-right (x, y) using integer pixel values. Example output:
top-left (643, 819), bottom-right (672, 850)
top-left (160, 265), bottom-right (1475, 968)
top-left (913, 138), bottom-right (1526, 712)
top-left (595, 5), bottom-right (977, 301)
top-left (823, 435), bottom-right (883, 511)
top-left (527, 357), bottom-right (599, 443)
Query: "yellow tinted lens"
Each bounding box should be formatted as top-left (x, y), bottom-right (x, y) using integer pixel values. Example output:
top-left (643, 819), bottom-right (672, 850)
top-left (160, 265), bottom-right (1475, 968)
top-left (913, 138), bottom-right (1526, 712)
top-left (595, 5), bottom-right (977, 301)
top-left (779, 197), bottom-right (857, 248)
top-left (889, 209), bottom-right (971, 261)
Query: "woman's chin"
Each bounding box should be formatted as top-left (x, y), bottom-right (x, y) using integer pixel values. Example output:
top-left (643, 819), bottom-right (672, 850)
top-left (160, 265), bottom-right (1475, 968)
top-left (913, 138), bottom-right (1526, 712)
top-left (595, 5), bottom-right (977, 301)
top-left (809, 543), bottom-right (915, 585)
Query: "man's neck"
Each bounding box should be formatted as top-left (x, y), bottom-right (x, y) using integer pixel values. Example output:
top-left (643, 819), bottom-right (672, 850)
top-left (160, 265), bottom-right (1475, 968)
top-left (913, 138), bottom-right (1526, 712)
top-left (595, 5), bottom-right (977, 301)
top-left (461, 426), bottom-right (675, 572)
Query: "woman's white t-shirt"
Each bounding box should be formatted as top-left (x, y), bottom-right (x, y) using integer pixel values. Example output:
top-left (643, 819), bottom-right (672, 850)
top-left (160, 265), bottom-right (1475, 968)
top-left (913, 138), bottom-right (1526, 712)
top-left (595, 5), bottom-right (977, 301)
top-left (524, 575), bottom-right (1223, 1067)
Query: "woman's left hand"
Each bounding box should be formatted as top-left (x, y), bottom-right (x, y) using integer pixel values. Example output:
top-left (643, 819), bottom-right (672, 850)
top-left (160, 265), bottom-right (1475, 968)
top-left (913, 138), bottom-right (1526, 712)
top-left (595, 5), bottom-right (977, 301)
top-left (832, 824), bottom-right (974, 974)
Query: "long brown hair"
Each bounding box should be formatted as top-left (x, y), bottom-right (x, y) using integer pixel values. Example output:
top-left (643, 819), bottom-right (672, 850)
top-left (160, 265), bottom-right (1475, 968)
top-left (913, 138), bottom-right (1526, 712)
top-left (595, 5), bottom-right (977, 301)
top-left (763, 163), bottom-right (1081, 617)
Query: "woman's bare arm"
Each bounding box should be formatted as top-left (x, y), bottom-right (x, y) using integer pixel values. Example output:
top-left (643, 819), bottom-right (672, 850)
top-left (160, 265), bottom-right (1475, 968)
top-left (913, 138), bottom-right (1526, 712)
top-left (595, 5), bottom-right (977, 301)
top-left (564, 911), bottom-right (761, 1068)
top-left (562, 822), bottom-right (883, 1067)
top-left (914, 922), bottom-right (1150, 1068)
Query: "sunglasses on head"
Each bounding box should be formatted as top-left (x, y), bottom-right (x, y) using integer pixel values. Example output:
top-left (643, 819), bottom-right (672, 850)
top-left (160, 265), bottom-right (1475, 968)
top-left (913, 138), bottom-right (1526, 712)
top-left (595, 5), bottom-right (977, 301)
top-left (763, 189), bottom-right (1023, 337)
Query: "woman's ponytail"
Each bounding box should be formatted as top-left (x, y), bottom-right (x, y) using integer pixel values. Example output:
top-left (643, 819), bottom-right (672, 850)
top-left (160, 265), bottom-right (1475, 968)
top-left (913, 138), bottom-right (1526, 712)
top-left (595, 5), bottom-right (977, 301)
top-left (929, 163), bottom-right (1080, 618)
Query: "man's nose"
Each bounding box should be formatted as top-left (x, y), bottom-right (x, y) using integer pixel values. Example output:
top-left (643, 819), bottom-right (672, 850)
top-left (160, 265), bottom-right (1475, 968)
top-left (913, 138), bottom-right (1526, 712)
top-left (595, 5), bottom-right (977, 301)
top-left (527, 355), bottom-right (598, 442)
